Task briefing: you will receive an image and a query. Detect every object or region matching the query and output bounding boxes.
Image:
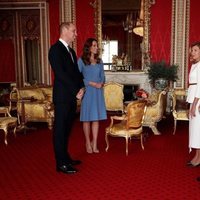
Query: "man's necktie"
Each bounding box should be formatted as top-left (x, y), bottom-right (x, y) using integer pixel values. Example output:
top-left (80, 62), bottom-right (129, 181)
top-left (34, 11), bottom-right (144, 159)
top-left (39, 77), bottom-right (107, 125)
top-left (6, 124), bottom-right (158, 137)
top-left (67, 47), bottom-right (74, 63)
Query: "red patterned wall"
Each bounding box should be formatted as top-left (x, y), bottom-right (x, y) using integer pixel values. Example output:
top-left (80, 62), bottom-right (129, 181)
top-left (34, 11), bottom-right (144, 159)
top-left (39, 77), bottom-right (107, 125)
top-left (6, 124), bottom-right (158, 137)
top-left (189, 0), bottom-right (200, 45)
top-left (150, 0), bottom-right (172, 63)
top-left (76, 0), bottom-right (95, 57)
top-left (49, 0), bottom-right (59, 45)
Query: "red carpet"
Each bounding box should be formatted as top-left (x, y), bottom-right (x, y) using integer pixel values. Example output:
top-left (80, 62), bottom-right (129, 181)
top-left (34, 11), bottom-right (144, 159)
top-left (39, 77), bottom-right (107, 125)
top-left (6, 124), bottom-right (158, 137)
top-left (0, 115), bottom-right (199, 200)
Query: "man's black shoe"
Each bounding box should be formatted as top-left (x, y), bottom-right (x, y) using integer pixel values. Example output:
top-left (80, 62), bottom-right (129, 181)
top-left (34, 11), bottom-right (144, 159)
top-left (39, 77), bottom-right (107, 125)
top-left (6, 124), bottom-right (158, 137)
top-left (70, 160), bottom-right (82, 165)
top-left (56, 164), bottom-right (77, 174)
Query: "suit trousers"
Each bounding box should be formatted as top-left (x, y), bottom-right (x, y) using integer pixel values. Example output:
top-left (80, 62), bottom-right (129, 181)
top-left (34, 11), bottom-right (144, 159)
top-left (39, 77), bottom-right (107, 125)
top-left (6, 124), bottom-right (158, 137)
top-left (53, 101), bottom-right (77, 166)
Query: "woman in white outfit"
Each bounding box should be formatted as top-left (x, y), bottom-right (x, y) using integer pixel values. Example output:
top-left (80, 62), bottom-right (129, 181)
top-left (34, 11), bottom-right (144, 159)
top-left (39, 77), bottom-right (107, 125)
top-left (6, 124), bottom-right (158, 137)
top-left (186, 41), bottom-right (200, 167)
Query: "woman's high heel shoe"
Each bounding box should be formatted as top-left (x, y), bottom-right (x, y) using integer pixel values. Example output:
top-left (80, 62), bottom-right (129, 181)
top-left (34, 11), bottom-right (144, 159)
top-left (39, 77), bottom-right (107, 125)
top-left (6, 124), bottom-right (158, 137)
top-left (86, 144), bottom-right (93, 154)
top-left (93, 148), bottom-right (99, 153)
top-left (91, 142), bottom-right (99, 153)
top-left (192, 163), bottom-right (200, 167)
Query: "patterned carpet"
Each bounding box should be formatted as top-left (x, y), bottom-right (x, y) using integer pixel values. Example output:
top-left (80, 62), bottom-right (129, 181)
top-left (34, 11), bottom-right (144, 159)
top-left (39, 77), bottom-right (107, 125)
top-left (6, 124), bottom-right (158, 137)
top-left (0, 115), bottom-right (199, 200)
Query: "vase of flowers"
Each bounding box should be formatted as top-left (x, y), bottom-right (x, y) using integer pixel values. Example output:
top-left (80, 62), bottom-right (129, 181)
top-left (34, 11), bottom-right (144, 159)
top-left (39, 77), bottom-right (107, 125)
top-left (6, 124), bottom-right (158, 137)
top-left (135, 88), bottom-right (149, 100)
top-left (147, 60), bottom-right (178, 90)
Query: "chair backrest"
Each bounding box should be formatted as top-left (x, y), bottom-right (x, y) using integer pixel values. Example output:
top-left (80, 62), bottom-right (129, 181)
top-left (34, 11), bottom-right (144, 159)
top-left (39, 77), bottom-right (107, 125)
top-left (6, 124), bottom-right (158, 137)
top-left (126, 101), bottom-right (146, 129)
top-left (103, 82), bottom-right (124, 112)
top-left (171, 89), bottom-right (189, 112)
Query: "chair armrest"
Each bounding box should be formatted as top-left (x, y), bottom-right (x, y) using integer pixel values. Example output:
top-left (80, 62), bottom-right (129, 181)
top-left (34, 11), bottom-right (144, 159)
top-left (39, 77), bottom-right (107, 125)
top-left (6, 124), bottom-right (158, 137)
top-left (108, 115), bottom-right (127, 128)
top-left (43, 100), bottom-right (54, 111)
top-left (111, 115), bottom-right (127, 121)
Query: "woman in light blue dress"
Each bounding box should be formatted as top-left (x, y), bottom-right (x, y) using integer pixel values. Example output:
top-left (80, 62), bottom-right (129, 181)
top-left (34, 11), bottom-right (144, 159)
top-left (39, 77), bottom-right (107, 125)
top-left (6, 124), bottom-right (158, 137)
top-left (78, 38), bottom-right (107, 153)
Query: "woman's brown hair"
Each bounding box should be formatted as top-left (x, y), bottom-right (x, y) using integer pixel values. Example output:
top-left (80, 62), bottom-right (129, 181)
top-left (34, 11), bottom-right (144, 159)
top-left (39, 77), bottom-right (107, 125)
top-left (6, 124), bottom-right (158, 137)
top-left (191, 41), bottom-right (200, 49)
top-left (81, 38), bottom-right (101, 65)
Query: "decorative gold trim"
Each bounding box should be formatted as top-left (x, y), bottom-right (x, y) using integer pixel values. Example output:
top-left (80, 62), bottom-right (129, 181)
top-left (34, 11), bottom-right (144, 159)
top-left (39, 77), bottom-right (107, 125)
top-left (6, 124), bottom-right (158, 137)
top-left (93, 0), bottom-right (153, 72)
top-left (171, 0), bottom-right (190, 89)
top-left (60, 0), bottom-right (76, 51)
top-left (91, 0), bottom-right (102, 56)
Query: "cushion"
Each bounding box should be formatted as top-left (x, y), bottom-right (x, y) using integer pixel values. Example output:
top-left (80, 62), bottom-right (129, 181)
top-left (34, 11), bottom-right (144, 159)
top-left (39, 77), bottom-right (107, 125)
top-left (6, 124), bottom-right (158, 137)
top-left (0, 117), bottom-right (17, 126)
top-left (175, 96), bottom-right (189, 111)
top-left (40, 87), bottom-right (52, 101)
top-left (19, 88), bottom-right (45, 101)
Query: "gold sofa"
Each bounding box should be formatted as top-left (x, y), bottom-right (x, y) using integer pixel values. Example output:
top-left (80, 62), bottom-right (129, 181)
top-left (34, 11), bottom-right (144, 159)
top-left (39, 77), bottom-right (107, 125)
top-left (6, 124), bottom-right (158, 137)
top-left (142, 89), bottom-right (167, 135)
top-left (10, 86), bottom-right (54, 129)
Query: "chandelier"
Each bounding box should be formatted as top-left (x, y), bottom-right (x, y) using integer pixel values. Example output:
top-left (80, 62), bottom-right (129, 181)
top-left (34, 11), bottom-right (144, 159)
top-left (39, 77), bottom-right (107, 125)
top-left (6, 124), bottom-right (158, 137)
top-left (133, 0), bottom-right (144, 37)
top-left (123, 13), bottom-right (134, 33)
top-left (123, 0), bottom-right (144, 36)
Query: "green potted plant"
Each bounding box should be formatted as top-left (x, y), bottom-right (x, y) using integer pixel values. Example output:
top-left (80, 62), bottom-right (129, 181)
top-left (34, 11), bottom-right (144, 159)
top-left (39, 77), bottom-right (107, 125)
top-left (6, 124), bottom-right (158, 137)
top-left (147, 60), bottom-right (178, 89)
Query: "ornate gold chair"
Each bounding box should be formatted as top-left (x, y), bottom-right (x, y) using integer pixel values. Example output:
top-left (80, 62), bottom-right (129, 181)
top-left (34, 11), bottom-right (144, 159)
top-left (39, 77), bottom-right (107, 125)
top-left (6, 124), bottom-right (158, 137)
top-left (105, 101), bottom-right (147, 155)
top-left (10, 86), bottom-right (54, 130)
top-left (0, 106), bottom-right (17, 145)
top-left (142, 89), bottom-right (167, 135)
top-left (103, 82), bottom-right (124, 113)
top-left (170, 89), bottom-right (189, 134)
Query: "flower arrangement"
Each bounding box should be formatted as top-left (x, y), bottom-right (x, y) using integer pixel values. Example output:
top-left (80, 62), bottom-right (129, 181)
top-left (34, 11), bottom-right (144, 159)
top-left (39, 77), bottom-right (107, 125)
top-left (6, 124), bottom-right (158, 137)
top-left (112, 53), bottom-right (128, 66)
top-left (136, 88), bottom-right (149, 99)
top-left (147, 60), bottom-right (178, 85)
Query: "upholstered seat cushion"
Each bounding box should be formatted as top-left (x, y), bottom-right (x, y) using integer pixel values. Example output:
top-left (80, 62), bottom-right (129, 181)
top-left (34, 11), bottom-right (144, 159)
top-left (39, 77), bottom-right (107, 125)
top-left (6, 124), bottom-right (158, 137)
top-left (175, 96), bottom-right (189, 111)
top-left (173, 111), bottom-right (188, 119)
top-left (40, 87), bottom-right (53, 101)
top-left (0, 117), bottom-right (17, 125)
top-left (107, 121), bottom-right (143, 136)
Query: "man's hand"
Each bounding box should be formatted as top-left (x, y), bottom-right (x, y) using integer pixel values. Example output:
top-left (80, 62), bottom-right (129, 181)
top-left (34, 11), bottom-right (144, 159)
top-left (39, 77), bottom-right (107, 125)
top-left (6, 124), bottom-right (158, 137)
top-left (76, 88), bottom-right (85, 100)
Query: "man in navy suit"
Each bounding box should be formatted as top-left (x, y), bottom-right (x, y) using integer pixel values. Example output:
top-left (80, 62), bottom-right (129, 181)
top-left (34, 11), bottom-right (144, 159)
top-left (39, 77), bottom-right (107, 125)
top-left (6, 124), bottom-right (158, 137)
top-left (48, 22), bottom-right (84, 174)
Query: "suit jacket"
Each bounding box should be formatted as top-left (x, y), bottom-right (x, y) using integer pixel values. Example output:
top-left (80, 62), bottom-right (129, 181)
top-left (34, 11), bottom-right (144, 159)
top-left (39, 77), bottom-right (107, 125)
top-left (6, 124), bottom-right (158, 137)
top-left (48, 40), bottom-right (84, 104)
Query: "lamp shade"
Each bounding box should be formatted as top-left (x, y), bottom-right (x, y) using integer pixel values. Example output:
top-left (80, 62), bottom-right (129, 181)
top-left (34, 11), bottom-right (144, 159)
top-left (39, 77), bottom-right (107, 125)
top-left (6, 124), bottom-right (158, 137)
top-left (133, 26), bottom-right (143, 37)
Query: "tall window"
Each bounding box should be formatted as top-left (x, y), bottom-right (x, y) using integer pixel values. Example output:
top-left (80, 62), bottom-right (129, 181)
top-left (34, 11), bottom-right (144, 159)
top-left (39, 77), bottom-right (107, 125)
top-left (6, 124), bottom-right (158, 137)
top-left (102, 40), bottom-right (118, 70)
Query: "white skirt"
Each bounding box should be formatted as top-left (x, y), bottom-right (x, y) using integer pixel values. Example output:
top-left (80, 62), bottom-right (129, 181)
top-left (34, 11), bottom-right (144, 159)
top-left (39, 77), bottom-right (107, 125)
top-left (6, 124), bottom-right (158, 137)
top-left (189, 101), bottom-right (200, 151)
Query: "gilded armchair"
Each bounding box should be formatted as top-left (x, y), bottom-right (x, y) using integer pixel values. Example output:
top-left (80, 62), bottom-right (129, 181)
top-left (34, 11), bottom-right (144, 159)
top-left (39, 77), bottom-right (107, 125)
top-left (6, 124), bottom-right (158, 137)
top-left (105, 101), bottom-right (147, 155)
top-left (142, 89), bottom-right (167, 135)
top-left (0, 106), bottom-right (17, 145)
top-left (103, 82), bottom-right (124, 113)
top-left (170, 89), bottom-right (189, 134)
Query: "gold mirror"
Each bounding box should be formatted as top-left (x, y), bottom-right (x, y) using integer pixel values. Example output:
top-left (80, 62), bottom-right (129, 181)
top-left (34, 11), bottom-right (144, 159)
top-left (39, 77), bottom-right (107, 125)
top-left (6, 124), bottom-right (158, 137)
top-left (93, 0), bottom-right (154, 72)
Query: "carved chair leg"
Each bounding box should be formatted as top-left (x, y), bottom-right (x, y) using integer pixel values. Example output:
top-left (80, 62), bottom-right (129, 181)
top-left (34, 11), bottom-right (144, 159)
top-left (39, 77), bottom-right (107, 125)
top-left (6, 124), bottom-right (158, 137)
top-left (3, 128), bottom-right (8, 145)
top-left (125, 136), bottom-right (129, 156)
top-left (13, 126), bottom-right (17, 137)
top-left (140, 134), bottom-right (144, 150)
top-left (48, 120), bottom-right (53, 130)
top-left (150, 124), bottom-right (161, 135)
top-left (173, 119), bottom-right (177, 135)
top-left (105, 132), bottom-right (109, 152)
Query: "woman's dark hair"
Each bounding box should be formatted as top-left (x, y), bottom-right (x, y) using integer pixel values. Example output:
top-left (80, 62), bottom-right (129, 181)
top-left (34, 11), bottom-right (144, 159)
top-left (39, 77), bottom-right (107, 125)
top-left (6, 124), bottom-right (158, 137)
top-left (81, 38), bottom-right (101, 65)
top-left (189, 41), bottom-right (200, 63)
top-left (191, 41), bottom-right (200, 48)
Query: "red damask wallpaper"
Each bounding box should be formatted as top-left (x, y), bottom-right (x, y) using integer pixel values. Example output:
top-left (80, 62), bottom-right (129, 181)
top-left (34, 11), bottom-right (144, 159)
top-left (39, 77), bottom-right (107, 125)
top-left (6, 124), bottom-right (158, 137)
top-left (76, 0), bottom-right (95, 57)
top-left (189, 0), bottom-right (200, 45)
top-left (150, 0), bottom-right (172, 63)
